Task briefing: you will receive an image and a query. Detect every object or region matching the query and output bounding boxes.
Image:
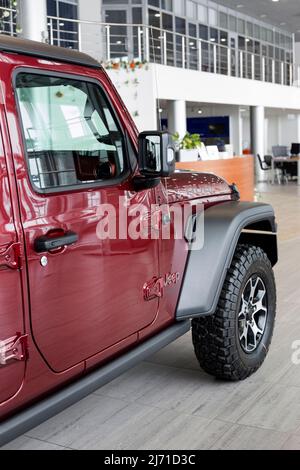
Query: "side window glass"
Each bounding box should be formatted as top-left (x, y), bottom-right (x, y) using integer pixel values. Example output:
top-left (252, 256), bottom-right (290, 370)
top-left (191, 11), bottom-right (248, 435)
top-left (15, 73), bottom-right (126, 191)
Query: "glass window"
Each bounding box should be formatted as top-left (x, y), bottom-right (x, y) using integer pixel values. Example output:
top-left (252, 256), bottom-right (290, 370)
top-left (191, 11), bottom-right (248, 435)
top-left (254, 24), bottom-right (260, 40)
top-left (268, 45), bottom-right (274, 58)
top-left (175, 17), bottom-right (186, 34)
top-left (47, 0), bottom-right (57, 16)
top-left (238, 19), bottom-right (245, 35)
top-left (199, 24), bottom-right (208, 41)
top-left (189, 23), bottom-right (197, 38)
top-left (161, 0), bottom-right (172, 11)
top-left (148, 8), bottom-right (160, 27)
top-left (210, 28), bottom-right (218, 44)
top-left (246, 22), bottom-right (253, 38)
top-left (162, 12), bottom-right (172, 30)
top-left (187, 1), bottom-right (196, 19)
top-left (254, 41), bottom-right (260, 55)
top-left (16, 73), bottom-right (125, 191)
top-left (246, 38), bottom-right (253, 53)
top-left (267, 29), bottom-right (273, 43)
top-left (261, 28), bottom-right (267, 42)
top-left (238, 36), bottom-right (245, 51)
top-left (208, 9), bottom-right (217, 26)
top-left (229, 15), bottom-right (237, 32)
top-left (219, 12), bottom-right (228, 30)
top-left (132, 8), bottom-right (142, 23)
top-left (58, 2), bottom-right (77, 19)
top-left (198, 5), bottom-right (207, 23)
top-left (220, 30), bottom-right (228, 46)
top-left (174, 0), bottom-right (184, 16)
top-left (148, 0), bottom-right (159, 7)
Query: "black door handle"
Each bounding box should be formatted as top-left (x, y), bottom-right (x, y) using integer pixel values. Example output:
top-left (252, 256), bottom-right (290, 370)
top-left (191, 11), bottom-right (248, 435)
top-left (34, 231), bottom-right (78, 253)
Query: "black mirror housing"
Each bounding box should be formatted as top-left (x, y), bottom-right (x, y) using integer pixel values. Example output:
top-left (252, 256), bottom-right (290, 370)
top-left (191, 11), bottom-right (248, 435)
top-left (138, 131), bottom-right (176, 178)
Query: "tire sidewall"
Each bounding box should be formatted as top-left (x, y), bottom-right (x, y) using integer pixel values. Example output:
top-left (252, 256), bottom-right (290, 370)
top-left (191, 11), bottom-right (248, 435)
top-left (235, 257), bottom-right (276, 368)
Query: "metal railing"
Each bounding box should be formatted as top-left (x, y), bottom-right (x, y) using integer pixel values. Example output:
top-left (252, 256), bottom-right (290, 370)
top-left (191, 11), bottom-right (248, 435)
top-left (0, 8), bottom-right (298, 88)
top-left (46, 16), bottom-right (299, 87)
top-left (0, 5), bottom-right (17, 37)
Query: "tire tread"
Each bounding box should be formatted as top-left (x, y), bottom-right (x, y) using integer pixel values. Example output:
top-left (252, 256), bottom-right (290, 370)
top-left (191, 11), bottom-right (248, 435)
top-left (192, 244), bottom-right (276, 381)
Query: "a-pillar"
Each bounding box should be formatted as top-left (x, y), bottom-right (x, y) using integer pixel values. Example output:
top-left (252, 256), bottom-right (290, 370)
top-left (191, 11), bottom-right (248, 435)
top-left (18, 0), bottom-right (48, 42)
top-left (251, 106), bottom-right (265, 182)
top-left (167, 100), bottom-right (187, 138)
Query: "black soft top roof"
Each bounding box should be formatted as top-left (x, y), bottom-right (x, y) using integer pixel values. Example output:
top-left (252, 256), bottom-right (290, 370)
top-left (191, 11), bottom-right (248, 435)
top-left (0, 34), bottom-right (101, 69)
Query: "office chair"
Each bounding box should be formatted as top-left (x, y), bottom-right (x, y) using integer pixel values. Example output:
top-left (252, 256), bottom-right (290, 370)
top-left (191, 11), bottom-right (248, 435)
top-left (257, 154), bottom-right (285, 184)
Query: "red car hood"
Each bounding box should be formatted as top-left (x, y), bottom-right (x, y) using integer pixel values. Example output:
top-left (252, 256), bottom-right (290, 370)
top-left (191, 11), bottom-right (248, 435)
top-left (163, 171), bottom-right (232, 204)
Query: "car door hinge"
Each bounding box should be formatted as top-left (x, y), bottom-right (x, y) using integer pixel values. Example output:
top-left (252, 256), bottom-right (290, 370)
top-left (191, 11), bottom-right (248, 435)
top-left (0, 334), bottom-right (28, 366)
top-left (0, 242), bottom-right (22, 270)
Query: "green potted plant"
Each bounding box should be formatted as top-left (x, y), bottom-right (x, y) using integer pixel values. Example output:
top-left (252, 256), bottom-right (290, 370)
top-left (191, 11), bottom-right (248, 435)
top-left (173, 132), bottom-right (202, 162)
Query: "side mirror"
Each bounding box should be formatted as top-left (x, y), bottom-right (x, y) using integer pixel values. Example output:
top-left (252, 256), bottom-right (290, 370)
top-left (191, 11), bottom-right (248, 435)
top-left (138, 131), bottom-right (176, 178)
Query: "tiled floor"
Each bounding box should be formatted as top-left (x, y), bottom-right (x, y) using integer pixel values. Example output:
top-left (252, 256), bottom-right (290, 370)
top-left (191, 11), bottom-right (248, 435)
top-left (3, 183), bottom-right (300, 450)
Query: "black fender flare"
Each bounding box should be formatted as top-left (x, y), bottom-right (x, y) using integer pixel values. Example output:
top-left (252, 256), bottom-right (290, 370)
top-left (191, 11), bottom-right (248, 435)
top-left (176, 201), bottom-right (277, 320)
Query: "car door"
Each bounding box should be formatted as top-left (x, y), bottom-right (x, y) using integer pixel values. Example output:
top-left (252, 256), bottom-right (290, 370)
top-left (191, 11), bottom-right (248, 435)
top-left (0, 124), bottom-right (26, 404)
top-left (10, 69), bottom-right (159, 373)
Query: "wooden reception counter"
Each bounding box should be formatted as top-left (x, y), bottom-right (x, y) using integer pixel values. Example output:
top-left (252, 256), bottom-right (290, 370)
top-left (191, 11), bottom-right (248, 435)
top-left (176, 155), bottom-right (254, 202)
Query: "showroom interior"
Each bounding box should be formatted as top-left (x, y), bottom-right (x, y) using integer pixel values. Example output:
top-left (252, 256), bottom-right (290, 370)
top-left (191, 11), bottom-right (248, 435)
top-left (1, 0), bottom-right (300, 451)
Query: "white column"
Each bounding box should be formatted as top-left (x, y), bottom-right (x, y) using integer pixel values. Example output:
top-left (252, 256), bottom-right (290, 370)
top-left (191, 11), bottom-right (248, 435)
top-left (78, 0), bottom-right (103, 60)
top-left (18, 0), bottom-right (48, 42)
top-left (167, 100), bottom-right (187, 138)
top-left (296, 114), bottom-right (300, 186)
top-left (230, 107), bottom-right (242, 156)
top-left (251, 106), bottom-right (265, 181)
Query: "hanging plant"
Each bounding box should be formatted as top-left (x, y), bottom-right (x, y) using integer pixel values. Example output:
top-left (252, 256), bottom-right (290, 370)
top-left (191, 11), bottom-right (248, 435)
top-left (102, 59), bottom-right (149, 72)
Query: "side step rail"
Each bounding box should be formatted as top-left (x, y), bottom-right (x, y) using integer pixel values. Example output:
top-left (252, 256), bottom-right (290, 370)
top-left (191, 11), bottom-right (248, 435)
top-left (0, 321), bottom-right (190, 447)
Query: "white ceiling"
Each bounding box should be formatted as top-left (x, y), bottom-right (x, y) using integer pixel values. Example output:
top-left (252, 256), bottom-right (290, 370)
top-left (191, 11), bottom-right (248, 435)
top-left (214, 0), bottom-right (300, 40)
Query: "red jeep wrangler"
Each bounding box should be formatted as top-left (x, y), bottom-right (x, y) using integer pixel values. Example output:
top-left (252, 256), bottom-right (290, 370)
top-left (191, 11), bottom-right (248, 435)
top-left (0, 36), bottom-right (277, 445)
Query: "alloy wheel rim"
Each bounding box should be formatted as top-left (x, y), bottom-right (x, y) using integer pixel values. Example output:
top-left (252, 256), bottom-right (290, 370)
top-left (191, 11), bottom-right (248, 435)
top-left (238, 275), bottom-right (268, 353)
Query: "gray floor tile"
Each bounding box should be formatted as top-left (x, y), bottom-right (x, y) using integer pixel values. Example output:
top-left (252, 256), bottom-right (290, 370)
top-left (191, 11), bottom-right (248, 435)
top-left (2, 436), bottom-right (68, 450)
top-left (281, 434), bottom-right (300, 450)
top-left (27, 394), bottom-right (129, 447)
top-left (211, 424), bottom-right (290, 450)
top-left (238, 384), bottom-right (300, 433)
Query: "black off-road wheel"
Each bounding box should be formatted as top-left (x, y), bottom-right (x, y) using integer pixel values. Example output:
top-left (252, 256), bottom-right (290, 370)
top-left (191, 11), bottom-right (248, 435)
top-left (192, 244), bottom-right (276, 381)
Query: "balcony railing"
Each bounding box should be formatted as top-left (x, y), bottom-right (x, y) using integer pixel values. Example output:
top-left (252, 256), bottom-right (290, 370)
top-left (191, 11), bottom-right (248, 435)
top-left (46, 16), bottom-right (300, 87)
top-left (0, 7), bottom-right (299, 88)
top-left (0, 5), bottom-right (17, 37)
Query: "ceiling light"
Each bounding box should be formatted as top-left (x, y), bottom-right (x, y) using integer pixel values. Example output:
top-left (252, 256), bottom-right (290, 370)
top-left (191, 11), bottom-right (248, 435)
top-left (116, 41), bottom-right (122, 45)
top-left (260, 14), bottom-right (267, 18)
top-left (271, 0), bottom-right (279, 2)
top-left (210, 38), bottom-right (216, 42)
top-left (59, 22), bottom-right (65, 26)
top-left (155, 13), bottom-right (161, 17)
top-left (221, 38), bottom-right (226, 42)
top-left (189, 42), bottom-right (194, 46)
top-left (198, 109), bottom-right (203, 115)
top-left (236, 4), bottom-right (244, 8)
top-left (159, 108), bottom-right (163, 114)
top-left (246, 38), bottom-right (250, 42)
